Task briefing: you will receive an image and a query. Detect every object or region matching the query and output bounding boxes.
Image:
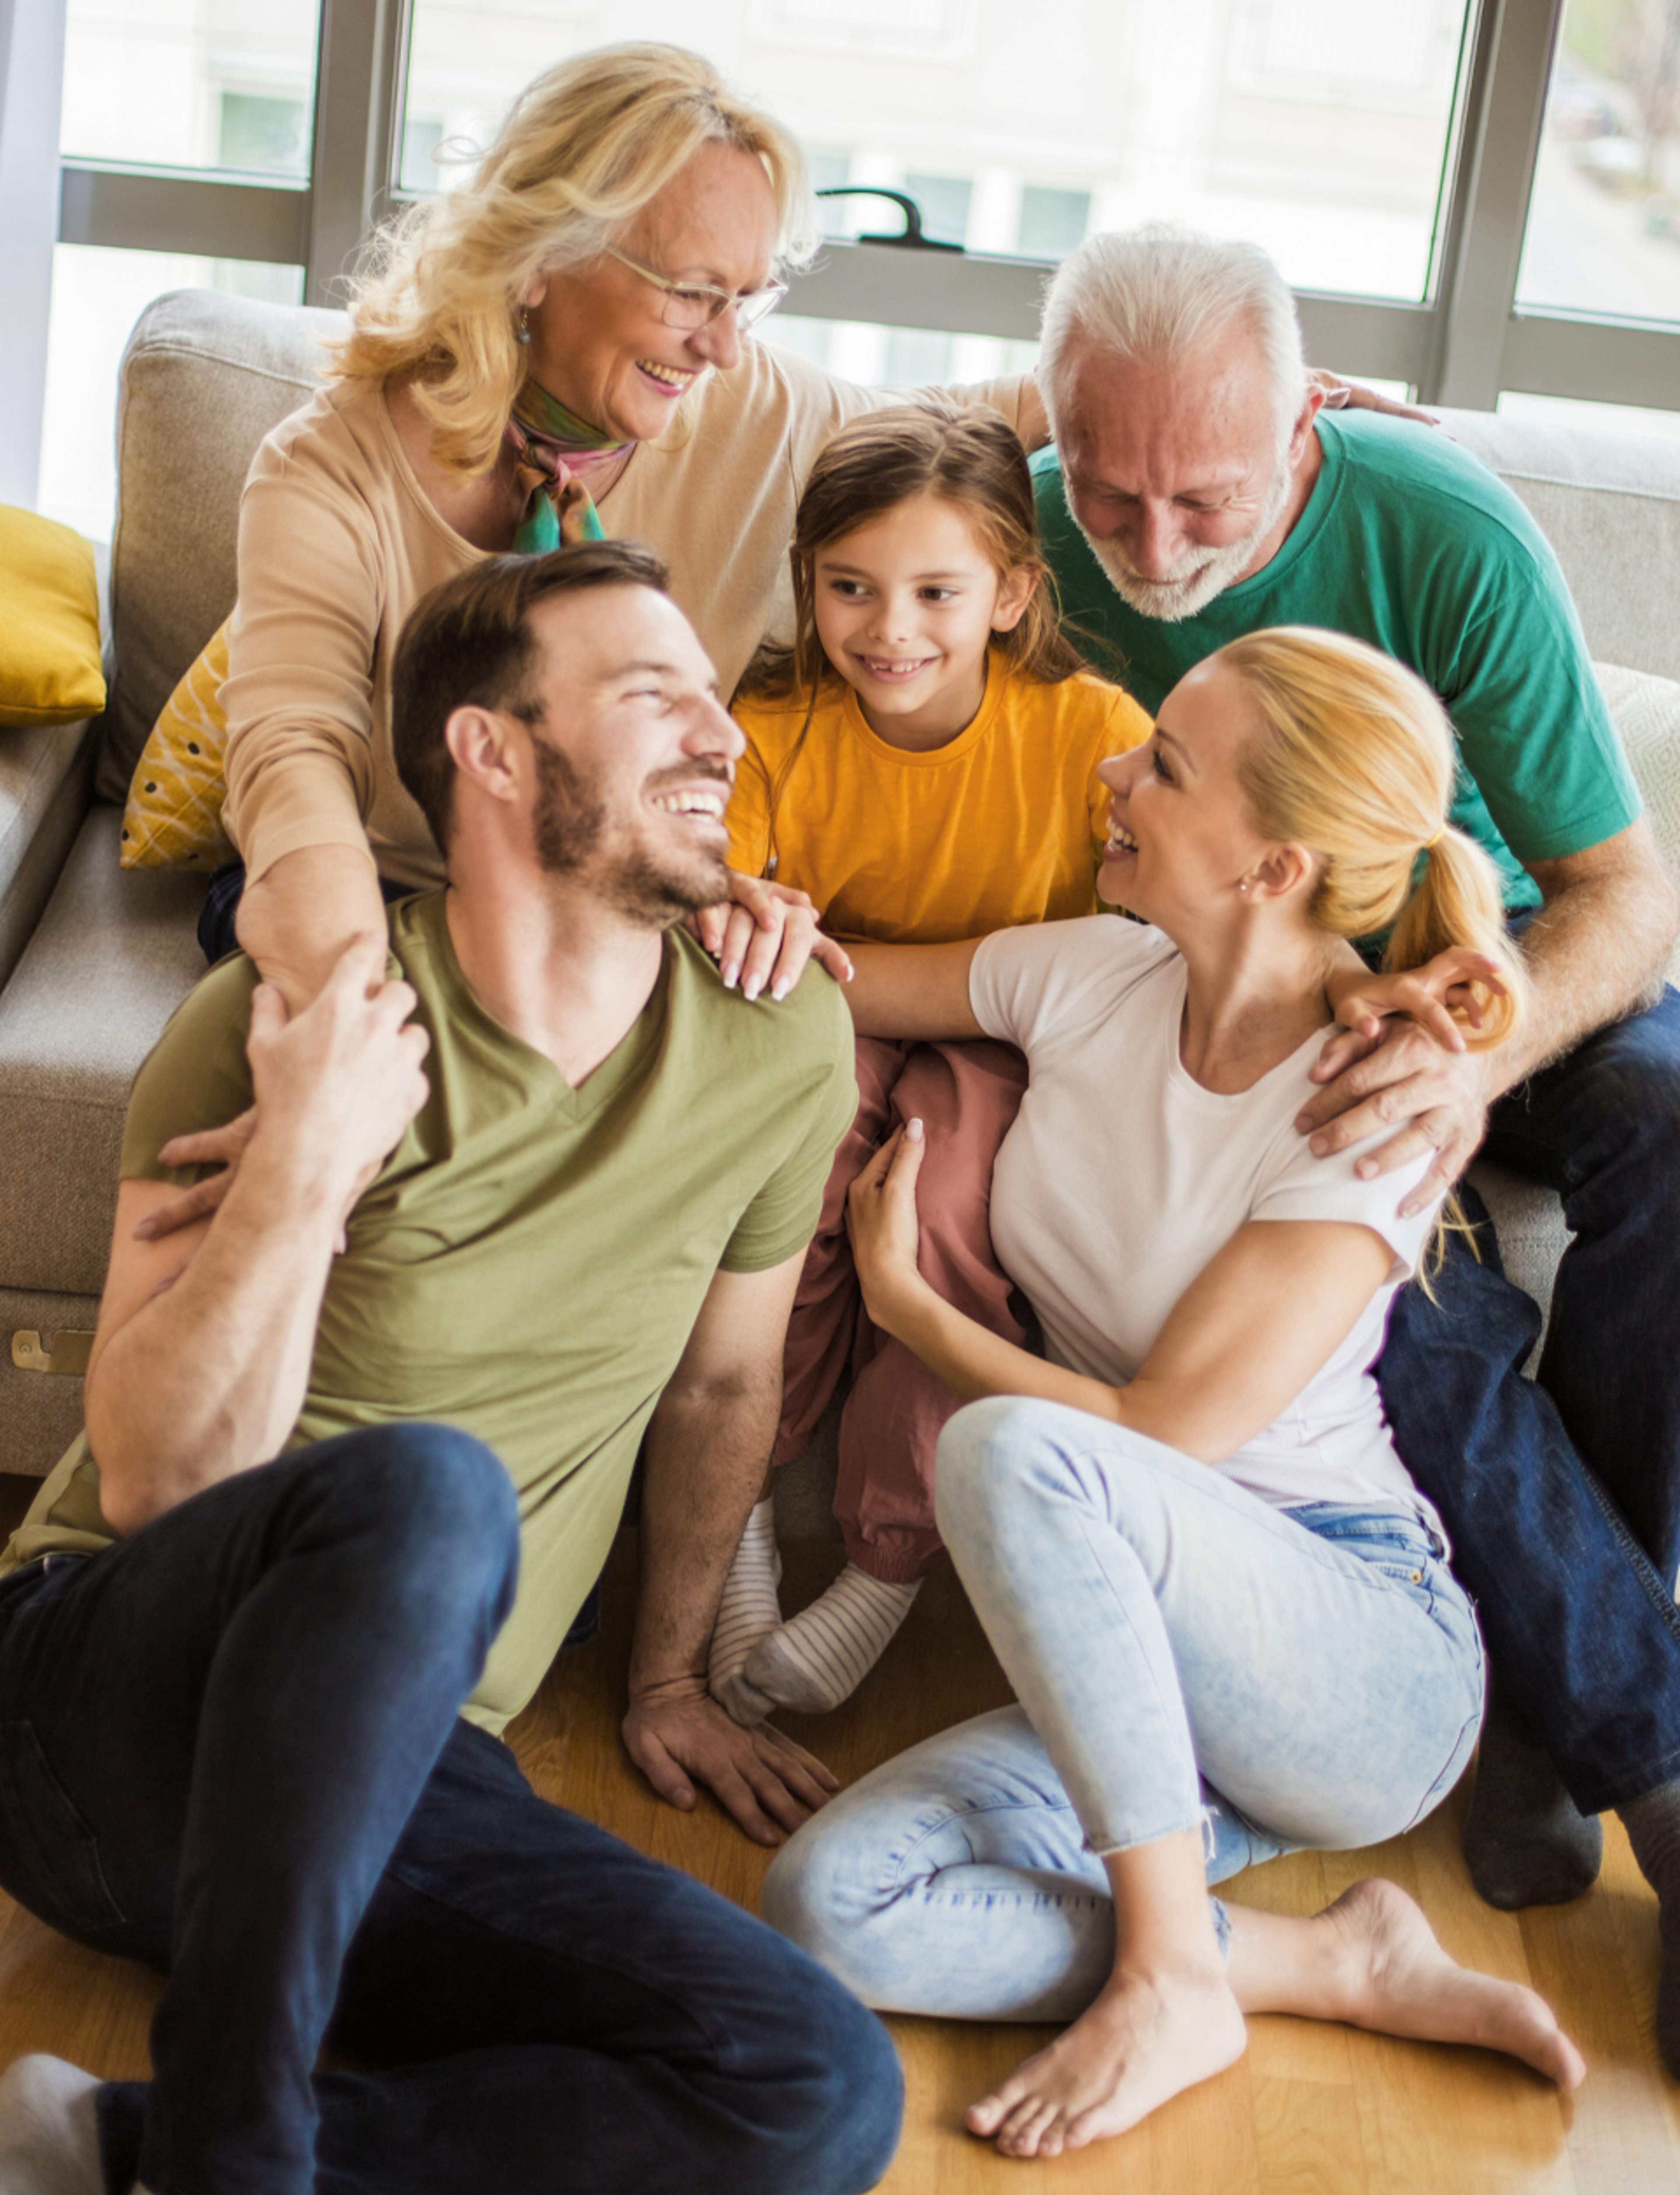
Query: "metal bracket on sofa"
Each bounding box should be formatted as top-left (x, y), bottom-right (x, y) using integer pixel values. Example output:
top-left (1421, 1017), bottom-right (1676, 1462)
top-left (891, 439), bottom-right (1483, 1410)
top-left (11, 1331), bottom-right (94, 1377)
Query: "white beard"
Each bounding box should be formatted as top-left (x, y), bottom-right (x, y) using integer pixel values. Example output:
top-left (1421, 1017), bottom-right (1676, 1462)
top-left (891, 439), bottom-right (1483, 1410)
top-left (1078, 454), bottom-right (1295, 624)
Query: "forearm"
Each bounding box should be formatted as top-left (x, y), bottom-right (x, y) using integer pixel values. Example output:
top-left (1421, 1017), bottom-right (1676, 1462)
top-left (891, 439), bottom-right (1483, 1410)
top-left (629, 1371), bottom-right (782, 1698)
top-left (844, 939), bottom-right (984, 1041)
top-left (86, 1144), bottom-right (340, 1529)
top-left (875, 1274), bottom-right (1124, 1430)
top-left (1493, 868), bottom-right (1677, 1095)
top-left (235, 844), bottom-right (388, 1014)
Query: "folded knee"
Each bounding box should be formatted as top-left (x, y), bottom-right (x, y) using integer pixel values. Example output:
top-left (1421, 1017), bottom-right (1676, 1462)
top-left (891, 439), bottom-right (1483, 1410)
top-left (735, 1963), bottom-right (903, 2195)
top-left (934, 1395), bottom-right (1116, 1548)
top-left (762, 1823), bottom-right (876, 1993)
top-left (306, 1424), bottom-right (520, 1612)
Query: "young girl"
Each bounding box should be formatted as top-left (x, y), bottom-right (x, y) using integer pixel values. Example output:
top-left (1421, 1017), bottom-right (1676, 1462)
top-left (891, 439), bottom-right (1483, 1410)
top-left (708, 400), bottom-right (1152, 1720)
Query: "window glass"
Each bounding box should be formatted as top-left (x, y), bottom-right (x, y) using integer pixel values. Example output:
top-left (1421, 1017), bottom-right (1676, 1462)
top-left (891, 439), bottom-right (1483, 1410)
top-left (60, 0), bottom-right (318, 176)
top-left (1516, 0), bottom-right (1680, 326)
top-left (1498, 390), bottom-right (1680, 444)
top-left (759, 316), bottom-right (1035, 386)
top-left (1018, 186), bottom-right (1092, 260)
top-left (398, 0), bottom-right (1473, 301)
top-left (39, 247), bottom-right (305, 544)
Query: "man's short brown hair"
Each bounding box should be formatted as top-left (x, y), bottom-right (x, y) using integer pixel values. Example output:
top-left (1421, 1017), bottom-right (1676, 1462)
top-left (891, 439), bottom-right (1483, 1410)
top-left (392, 539), bottom-right (672, 851)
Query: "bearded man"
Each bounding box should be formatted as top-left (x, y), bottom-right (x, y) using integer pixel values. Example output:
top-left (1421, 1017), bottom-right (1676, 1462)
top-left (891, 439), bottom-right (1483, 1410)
top-left (0, 542), bottom-right (901, 2195)
top-left (1031, 219), bottom-right (1680, 2069)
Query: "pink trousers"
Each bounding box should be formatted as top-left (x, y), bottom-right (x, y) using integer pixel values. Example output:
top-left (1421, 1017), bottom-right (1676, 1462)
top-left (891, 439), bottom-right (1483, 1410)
top-left (773, 1035), bottom-right (1029, 1581)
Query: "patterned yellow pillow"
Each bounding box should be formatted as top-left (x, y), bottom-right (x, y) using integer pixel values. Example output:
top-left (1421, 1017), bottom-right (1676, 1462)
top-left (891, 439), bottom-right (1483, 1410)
top-left (121, 619), bottom-right (233, 870)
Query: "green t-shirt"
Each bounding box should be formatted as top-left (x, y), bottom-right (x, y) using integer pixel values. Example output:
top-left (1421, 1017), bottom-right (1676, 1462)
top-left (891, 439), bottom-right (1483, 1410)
top-left (10, 892), bottom-right (856, 1732)
top-left (1034, 410), bottom-right (1643, 913)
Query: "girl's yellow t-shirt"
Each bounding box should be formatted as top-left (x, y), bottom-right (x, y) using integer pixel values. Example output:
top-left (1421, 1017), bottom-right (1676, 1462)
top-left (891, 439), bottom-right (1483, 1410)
top-left (728, 654), bottom-right (1152, 944)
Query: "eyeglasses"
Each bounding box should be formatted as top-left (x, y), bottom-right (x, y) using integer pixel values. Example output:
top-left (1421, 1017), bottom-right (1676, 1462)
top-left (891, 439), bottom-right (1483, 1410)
top-left (605, 246), bottom-right (787, 333)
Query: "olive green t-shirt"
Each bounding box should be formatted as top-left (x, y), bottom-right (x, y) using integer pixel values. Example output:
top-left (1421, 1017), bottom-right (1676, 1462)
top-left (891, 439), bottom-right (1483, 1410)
top-left (1034, 410), bottom-right (1644, 915)
top-left (10, 892), bottom-right (855, 1732)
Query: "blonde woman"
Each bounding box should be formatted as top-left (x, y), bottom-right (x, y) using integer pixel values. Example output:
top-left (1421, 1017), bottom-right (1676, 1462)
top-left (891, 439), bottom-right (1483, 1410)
top-left (762, 629), bottom-right (1584, 2156)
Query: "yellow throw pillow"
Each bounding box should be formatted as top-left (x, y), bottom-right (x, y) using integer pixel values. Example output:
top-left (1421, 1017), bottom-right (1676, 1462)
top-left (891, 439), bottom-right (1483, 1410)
top-left (121, 619), bottom-right (233, 870)
top-left (0, 505), bottom-right (106, 727)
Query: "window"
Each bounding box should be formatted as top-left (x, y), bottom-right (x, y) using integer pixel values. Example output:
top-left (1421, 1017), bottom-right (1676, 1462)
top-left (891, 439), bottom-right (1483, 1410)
top-left (60, 0), bottom-right (318, 175)
top-left (219, 94), bottom-right (311, 181)
top-left (30, 0), bottom-right (1680, 530)
top-left (1515, 0), bottom-right (1680, 327)
top-left (1017, 188), bottom-right (1090, 262)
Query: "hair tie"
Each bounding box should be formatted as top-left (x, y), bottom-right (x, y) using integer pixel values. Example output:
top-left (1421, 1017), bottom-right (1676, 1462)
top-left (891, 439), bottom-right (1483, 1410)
top-left (1424, 827), bottom-right (1446, 852)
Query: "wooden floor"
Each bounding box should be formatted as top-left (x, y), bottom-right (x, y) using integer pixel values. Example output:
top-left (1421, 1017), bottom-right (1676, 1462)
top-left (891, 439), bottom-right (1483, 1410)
top-left (0, 1480), bottom-right (1676, 2194)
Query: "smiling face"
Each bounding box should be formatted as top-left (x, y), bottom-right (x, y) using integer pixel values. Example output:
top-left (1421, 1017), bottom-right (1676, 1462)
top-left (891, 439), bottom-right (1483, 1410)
top-left (521, 582), bottom-right (744, 923)
top-left (1059, 327), bottom-right (1316, 622)
top-left (809, 492), bottom-right (1035, 750)
top-left (1096, 655), bottom-right (1282, 935)
top-left (522, 141), bottom-right (780, 444)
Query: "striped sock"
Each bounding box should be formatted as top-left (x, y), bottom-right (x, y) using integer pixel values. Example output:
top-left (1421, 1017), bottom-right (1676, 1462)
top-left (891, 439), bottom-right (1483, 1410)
top-left (709, 1499), bottom-right (783, 1725)
top-left (742, 1564), bottom-right (921, 1715)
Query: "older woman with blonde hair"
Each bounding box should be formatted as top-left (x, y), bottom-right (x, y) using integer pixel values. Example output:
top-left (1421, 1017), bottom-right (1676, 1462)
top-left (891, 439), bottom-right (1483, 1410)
top-left (209, 44), bottom-right (872, 1000)
top-left (761, 628), bottom-right (1585, 2156)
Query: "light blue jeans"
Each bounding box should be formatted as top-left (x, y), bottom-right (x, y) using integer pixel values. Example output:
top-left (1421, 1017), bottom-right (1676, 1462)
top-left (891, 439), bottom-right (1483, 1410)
top-left (763, 1396), bottom-right (1485, 2022)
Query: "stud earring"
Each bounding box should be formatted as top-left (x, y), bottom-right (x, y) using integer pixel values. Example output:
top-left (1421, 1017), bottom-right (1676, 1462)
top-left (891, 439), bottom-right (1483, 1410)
top-left (1238, 880), bottom-right (1250, 894)
top-left (515, 306), bottom-right (531, 347)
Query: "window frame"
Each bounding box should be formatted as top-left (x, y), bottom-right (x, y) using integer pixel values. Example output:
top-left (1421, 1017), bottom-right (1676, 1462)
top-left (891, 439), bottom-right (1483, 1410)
top-left (47, 0), bottom-right (1680, 416)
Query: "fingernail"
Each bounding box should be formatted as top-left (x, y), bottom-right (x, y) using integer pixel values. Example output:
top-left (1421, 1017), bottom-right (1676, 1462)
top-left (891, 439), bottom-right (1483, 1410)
top-left (722, 963), bottom-right (739, 989)
top-left (771, 979), bottom-right (788, 1002)
top-left (743, 975), bottom-right (763, 1001)
top-left (1309, 1135), bottom-right (1328, 1156)
top-left (133, 1217), bottom-right (156, 1239)
top-left (1357, 1160), bottom-right (1376, 1178)
top-left (906, 1117), bottom-right (924, 1141)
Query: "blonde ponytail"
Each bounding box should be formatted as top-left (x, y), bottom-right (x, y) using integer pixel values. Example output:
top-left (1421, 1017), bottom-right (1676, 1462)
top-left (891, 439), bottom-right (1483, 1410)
top-left (1222, 627), bottom-right (1527, 1050)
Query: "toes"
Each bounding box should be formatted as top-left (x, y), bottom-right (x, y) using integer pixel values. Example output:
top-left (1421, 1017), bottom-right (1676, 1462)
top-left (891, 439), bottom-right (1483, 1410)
top-left (998, 2099), bottom-right (1059, 2157)
top-left (965, 2085), bottom-right (1016, 2137)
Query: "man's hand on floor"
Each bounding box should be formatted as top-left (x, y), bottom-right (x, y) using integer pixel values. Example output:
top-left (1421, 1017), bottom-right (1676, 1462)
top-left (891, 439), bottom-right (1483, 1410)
top-left (624, 1679), bottom-right (840, 1847)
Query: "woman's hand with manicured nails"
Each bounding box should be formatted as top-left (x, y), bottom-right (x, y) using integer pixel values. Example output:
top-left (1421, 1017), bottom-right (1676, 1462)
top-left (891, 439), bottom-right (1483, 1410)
top-left (845, 1119), bottom-right (928, 1327)
top-left (691, 870), bottom-right (854, 1000)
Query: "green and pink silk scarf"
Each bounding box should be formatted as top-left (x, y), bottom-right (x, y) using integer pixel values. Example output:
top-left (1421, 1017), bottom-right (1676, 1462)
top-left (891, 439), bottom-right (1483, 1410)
top-left (504, 381), bottom-right (631, 551)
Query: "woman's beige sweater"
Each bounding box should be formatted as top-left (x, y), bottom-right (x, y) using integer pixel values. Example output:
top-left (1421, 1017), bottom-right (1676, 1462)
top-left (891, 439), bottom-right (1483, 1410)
top-left (221, 343), bottom-right (1035, 889)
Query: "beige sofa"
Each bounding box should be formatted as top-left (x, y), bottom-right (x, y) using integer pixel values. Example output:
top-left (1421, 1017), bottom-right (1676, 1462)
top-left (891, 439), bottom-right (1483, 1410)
top-left (3, 288), bottom-right (1679, 1524)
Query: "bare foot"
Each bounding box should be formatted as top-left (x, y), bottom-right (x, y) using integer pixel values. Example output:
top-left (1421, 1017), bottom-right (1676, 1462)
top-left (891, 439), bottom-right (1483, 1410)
top-left (1315, 1877), bottom-right (1586, 2089)
top-left (966, 1962), bottom-right (1247, 2159)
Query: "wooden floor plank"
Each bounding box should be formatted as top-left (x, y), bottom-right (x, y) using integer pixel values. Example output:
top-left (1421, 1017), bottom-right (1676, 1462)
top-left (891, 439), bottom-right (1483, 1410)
top-left (0, 1497), bottom-right (1670, 2192)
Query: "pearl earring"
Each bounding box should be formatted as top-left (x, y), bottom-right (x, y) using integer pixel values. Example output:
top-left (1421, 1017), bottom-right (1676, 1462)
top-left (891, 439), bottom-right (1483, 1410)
top-left (515, 306), bottom-right (532, 347)
top-left (1238, 880), bottom-right (1250, 894)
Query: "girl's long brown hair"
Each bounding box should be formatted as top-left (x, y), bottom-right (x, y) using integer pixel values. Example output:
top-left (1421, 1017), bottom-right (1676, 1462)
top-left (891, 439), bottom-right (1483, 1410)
top-left (735, 399), bottom-right (1091, 870)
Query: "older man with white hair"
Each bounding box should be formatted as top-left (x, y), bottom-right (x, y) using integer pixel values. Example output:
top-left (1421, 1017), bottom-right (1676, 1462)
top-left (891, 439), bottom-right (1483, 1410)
top-left (1032, 221), bottom-right (1680, 2063)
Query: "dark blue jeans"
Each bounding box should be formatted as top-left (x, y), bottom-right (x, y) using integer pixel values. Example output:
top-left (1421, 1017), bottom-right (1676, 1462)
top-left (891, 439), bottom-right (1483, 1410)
top-left (1377, 983), bottom-right (1680, 1816)
top-left (0, 1427), bottom-right (902, 2195)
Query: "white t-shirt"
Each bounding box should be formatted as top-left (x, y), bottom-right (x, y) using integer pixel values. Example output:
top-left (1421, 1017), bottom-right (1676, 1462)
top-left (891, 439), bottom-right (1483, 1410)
top-left (970, 916), bottom-right (1444, 1528)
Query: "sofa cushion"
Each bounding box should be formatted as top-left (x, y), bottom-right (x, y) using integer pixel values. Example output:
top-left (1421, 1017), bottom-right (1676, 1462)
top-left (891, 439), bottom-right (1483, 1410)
top-left (1596, 661), bottom-right (1680, 987)
top-left (121, 617), bottom-right (233, 870)
top-left (98, 289), bottom-right (345, 804)
top-left (0, 806), bottom-right (204, 1296)
top-left (1439, 410), bottom-right (1680, 686)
